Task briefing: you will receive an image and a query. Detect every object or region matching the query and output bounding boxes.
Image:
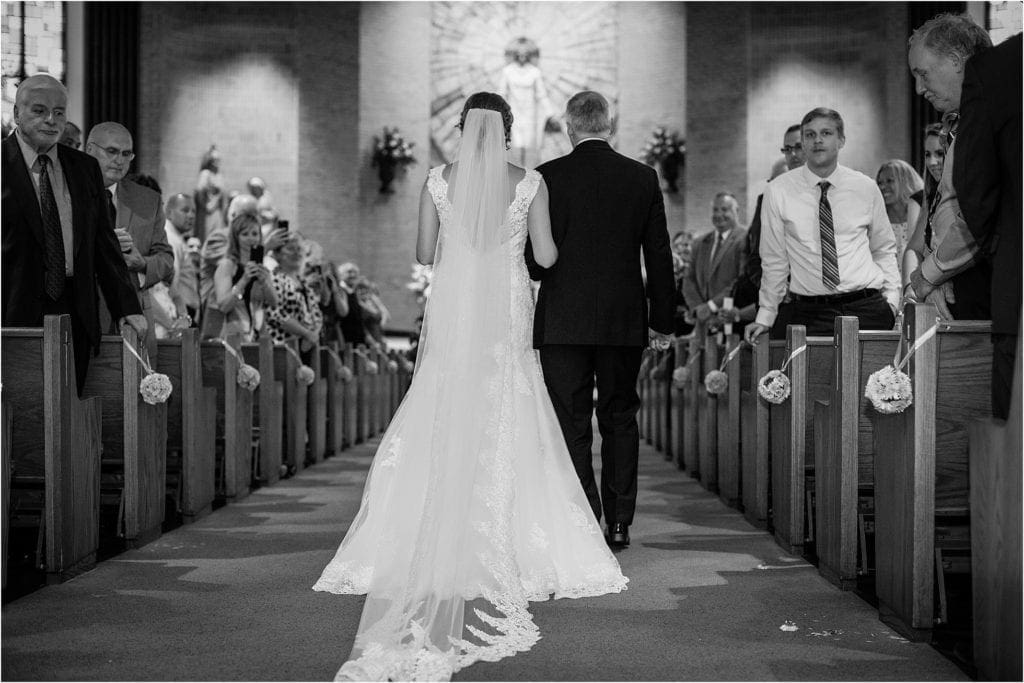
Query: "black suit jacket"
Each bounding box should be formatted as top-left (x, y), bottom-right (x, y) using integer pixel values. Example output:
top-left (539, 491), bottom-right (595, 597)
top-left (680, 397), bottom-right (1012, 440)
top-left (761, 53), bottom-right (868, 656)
top-left (2, 134), bottom-right (141, 344)
top-left (530, 140), bottom-right (675, 347)
top-left (953, 33), bottom-right (1022, 336)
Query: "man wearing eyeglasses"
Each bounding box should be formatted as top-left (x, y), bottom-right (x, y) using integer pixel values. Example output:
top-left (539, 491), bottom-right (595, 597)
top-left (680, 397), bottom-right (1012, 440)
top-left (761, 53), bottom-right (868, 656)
top-left (2, 75), bottom-right (145, 394)
top-left (86, 122), bottom-right (174, 341)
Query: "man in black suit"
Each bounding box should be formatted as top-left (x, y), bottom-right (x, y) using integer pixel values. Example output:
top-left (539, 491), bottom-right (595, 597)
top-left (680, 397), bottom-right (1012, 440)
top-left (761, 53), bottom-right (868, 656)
top-left (531, 91), bottom-right (675, 548)
top-left (953, 32), bottom-right (1023, 420)
top-left (2, 74), bottom-right (145, 393)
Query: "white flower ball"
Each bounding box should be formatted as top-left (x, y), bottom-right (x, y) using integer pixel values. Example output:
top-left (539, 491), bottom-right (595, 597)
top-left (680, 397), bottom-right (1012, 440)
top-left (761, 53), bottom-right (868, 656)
top-left (139, 373), bottom-right (173, 405)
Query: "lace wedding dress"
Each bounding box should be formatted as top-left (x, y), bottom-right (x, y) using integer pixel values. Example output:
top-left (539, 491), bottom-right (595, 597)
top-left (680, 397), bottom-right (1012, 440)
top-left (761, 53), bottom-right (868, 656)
top-left (313, 157), bottom-right (627, 681)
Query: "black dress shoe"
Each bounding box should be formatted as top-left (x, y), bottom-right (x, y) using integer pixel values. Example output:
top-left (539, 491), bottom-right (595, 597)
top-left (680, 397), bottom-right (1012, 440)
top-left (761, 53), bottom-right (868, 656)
top-left (607, 523), bottom-right (630, 548)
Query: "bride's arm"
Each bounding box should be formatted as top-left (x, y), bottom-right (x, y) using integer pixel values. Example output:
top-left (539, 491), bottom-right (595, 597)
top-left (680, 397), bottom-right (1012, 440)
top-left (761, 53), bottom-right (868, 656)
top-left (527, 179), bottom-right (557, 268)
top-left (416, 180), bottom-right (440, 265)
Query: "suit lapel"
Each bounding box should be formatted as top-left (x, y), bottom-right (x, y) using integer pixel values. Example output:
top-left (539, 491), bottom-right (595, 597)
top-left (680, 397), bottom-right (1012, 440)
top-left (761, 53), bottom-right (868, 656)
top-left (708, 230), bottom-right (736, 276)
top-left (4, 135), bottom-right (45, 249)
top-left (57, 145), bottom-right (89, 259)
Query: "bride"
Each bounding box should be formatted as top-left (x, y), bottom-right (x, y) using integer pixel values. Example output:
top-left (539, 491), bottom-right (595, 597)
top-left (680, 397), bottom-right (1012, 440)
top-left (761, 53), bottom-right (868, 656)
top-left (313, 92), bottom-right (627, 681)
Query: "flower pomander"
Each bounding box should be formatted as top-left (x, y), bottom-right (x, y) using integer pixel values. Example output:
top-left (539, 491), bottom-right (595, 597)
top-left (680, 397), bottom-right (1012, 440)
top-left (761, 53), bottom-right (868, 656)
top-left (296, 364), bottom-right (315, 386)
top-left (139, 373), bottom-right (173, 405)
top-left (387, 359), bottom-right (399, 374)
top-left (864, 365), bottom-right (913, 414)
top-left (757, 370), bottom-right (792, 405)
top-left (704, 369), bottom-right (728, 395)
top-left (337, 365), bottom-right (354, 383)
top-left (237, 364), bottom-right (261, 391)
top-left (399, 358), bottom-right (415, 374)
top-left (672, 366), bottom-right (690, 389)
top-left (364, 360), bottom-right (380, 375)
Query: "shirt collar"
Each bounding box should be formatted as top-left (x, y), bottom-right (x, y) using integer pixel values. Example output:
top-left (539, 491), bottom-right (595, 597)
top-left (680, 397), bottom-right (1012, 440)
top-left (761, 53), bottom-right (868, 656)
top-left (15, 128), bottom-right (58, 171)
top-left (108, 182), bottom-right (119, 205)
top-left (800, 163), bottom-right (843, 188)
top-left (576, 137), bottom-right (608, 146)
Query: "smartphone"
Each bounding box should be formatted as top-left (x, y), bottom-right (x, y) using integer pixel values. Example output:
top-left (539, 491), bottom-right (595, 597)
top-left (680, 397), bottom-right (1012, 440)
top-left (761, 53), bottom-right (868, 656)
top-left (250, 244), bottom-right (264, 263)
top-left (278, 219), bottom-right (290, 231)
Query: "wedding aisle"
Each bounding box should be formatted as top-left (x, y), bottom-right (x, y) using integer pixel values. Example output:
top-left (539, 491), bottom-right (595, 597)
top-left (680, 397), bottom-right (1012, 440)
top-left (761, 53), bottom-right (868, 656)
top-left (2, 433), bottom-right (966, 682)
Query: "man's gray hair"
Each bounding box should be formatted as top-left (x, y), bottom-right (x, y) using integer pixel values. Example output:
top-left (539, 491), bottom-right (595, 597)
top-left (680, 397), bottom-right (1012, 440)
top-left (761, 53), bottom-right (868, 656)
top-left (565, 91), bottom-right (611, 134)
top-left (909, 12), bottom-right (991, 62)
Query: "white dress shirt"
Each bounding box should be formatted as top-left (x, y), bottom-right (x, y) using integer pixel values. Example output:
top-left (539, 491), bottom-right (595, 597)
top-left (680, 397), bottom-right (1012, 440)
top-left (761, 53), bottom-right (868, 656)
top-left (16, 130), bottom-right (74, 275)
top-left (755, 164), bottom-right (899, 328)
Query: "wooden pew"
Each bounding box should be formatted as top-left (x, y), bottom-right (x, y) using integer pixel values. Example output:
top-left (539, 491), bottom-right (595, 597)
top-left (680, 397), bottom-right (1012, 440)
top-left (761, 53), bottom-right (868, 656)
top-left (321, 345), bottom-right (347, 458)
top-left (680, 343), bottom-right (701, 478)
top-left (2, 315), bottom-right (103, 582)
top-left (813, 318), bottom-right (899, 589)
top-left (769, 326), bottom-right (833, 556)
top-left (670, 338), bottom-right (688, 471)
top-left (342, 345), bottom-right (359, 447)
top-left (717, 334), bottom-right (742, 507)
top-left (201, 334), bottom-right (253, 500)
top-left (872, 305), bottom-right (992, 640)
top-left (274, 340), bottom-right (307, 473)
top-left (307, 343), bottom-right (328, 464)
top-left (157, 330), bottom-right (217, 523)
top-left (242, 335), bottom-right (283, 486)
top-left (968, 332), bottom-right (1022, 682)
top-left (740, 337), bottom-right (772, 528)
top-left (2, 395), bottom-right (10, 588)
top-left (356, 346), bottom-right (371, 444)
top-left (698, 340), bottom-right (718, 492)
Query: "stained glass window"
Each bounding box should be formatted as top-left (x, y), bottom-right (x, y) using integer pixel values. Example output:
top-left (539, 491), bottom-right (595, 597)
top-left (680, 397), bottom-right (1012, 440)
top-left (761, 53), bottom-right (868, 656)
top-left (1, 2), bottom-right (65, 136)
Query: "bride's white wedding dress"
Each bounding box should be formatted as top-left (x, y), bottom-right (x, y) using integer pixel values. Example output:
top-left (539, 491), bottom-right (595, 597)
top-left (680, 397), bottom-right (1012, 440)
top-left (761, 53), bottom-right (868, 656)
top-left (313, 157), bottom-right (627, 681)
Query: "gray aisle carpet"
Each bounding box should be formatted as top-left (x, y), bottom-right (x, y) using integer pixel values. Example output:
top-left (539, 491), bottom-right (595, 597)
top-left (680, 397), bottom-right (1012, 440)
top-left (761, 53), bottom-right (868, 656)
top-left (2, 434), bottom-right (967, 682)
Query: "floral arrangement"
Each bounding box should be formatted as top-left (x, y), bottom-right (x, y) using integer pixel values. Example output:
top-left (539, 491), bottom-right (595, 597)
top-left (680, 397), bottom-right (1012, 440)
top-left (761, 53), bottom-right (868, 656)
top-left (406, 263), bottom-right (433, 304)
top-left (296, 365), bottom-right (316, 386)
top-left (672, 366), bottom-right (690, 389)
top-left (864, 365), bottom-right (913, 414)
top-left (237, 364), bottom-right (261, 391)
top-left (641, 127), bottom-right (685, 166)
top-left (337, 365), bottom-right (354, 383)
top-left (758, 370), bottom-right (791, 404)
top-left (140, 373), bottom-right (173, 405)
top-left (372, 127), bottom-right (416, 168)
top-left (704, 369), bottom-right (728, 395)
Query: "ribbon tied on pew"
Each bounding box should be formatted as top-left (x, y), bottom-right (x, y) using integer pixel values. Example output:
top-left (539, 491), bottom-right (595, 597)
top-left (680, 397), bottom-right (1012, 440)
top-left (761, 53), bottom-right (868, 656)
top-left (704, 340), bottom-right (747, 395)
top-left (217, 338), bottom-right (261, 391)
top-left (282, 344), bottom-right (316, 386)
top-left (122, 338), bottom-right (173, 405)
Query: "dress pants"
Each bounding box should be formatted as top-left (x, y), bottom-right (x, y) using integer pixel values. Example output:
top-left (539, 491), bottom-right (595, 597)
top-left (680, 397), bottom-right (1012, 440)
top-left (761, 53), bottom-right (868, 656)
top-left (40, 279), bottom-right (91, 396)
top-left (539, 344), bottom-right (644, 526)
top-left (949, 260), bottom-right (993, 321)
top-left (770, 291), bottom-right (895, 339)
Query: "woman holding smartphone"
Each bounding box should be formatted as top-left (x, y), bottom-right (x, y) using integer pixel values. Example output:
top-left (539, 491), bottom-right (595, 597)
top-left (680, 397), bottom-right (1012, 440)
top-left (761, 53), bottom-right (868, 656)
top-left (207, 213), bottom-right (276, 340)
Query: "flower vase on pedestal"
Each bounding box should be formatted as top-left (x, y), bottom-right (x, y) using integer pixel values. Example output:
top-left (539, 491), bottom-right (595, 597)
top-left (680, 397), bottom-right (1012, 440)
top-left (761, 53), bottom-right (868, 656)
top-left (659, 153), bottom-right (681, 193)
top-left (378, 160), bottom-right (397, 194)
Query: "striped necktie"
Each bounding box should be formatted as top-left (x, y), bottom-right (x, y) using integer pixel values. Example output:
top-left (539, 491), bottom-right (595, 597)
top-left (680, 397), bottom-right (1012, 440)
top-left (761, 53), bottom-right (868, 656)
top-left (818, 181), bottom-right (840, 290)
top-left (38, 155), bottom-right (66, 299)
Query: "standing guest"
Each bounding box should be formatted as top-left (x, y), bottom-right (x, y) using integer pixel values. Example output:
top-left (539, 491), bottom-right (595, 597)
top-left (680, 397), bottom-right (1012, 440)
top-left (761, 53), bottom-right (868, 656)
top-left (267, 232), bottom-right (323, 357)
top-left (247, 176), bottom-right (274, 212)
top-left (336, 261), bottom-right (367, 346)
top-left (194, 145), bottom-right (226, 241)
top-left (311, 257), bottom-right (348, 345)
top-left (206, 213), bottom-right (275, 341)
top-left (875, 159), bottom-right (925, 273)
top-left (2, 74), bottom-right (145, 393)
top-left (744, 108), bottom-right (899, 343)
top-left (682, 192), bottom-right (747, 340)
top-left (355, 277), bottom-right (389, 348)
top-left (953, 32), bottom-right (1022, 419)
top-left (904, 13), bottom-right (993, 320)
top-left (164, 193), bottom-right (201, 323)
top-left (58, 121), bottom-right (81, 149)
top-left (922, 122), bottom-right (946, 204)
top-left (86, 122), bottom-right (174, 342)
top-left (670, 230), bottom-right (694, 335)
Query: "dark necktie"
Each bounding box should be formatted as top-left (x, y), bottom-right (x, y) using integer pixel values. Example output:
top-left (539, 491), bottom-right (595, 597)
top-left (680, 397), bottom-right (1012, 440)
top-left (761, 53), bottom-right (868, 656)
top-left (709, 231), bottom-right (722, 266)
top-left (38, 155), bottom-right (66, 299)
top-left (107, 189), bottom-right (118, 230)
top-left (818, 181), bottom-right (840, 290)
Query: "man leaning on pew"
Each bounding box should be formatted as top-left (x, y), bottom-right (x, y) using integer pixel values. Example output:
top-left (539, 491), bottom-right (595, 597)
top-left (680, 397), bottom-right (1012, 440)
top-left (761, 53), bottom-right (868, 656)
top-left (744, 107), bottom-right (900, 344)
top-left (1, 74), bottom-right (146, 394)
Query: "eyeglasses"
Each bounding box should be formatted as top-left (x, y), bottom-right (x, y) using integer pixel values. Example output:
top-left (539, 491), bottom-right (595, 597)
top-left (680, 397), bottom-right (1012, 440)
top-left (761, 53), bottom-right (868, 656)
top-left (94, 146), bottom-right (135, 161)
top-left (780, 144), bottom-right (802, 154)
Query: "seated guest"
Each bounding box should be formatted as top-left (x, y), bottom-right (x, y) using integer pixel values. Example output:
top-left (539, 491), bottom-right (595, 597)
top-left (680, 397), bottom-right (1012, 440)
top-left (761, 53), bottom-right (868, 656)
top-left (204, 213), bottom-right (275, 340)
top-left (267, 232), bottom-right (323, 358)
top-left (58, 121), bottom-right (81, 149)
top-left (875, 159), bottom-right (924, 273)
top-left (337, 262), bottom-right (367, 346)
top-left (682, 192), bottom-right (747, 341)
top-left (744, 107), bottom-right (899, 343)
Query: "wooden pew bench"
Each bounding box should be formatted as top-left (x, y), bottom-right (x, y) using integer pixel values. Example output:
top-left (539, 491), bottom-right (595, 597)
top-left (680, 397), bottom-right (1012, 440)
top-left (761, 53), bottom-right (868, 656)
top-left (321, 344), bottom-right (347, 459)
top-left (739, 338), bottom-right (772, 528)
top-left (242, 335), bottom-right (283, 486)
top-left (200, 335), bottom-right (253, 500)
top-left (274, 340), bottom-right (306, 474)
top-left (2, 315), bottom-right (103, 583)
top-left (156, 330), bottom-right (217, 523)
top-left (307, 343), bottom-right (328, 464)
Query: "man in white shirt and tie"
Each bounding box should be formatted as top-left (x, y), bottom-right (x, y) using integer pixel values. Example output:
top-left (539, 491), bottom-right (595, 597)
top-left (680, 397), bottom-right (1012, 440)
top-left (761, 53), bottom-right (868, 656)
top-left (744, 107), bottom-right (899, 343)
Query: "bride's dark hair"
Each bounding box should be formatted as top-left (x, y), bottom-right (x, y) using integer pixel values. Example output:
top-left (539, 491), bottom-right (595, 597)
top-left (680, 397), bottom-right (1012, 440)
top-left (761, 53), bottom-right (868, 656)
top-left (458, 92), bottom-right (513, 145)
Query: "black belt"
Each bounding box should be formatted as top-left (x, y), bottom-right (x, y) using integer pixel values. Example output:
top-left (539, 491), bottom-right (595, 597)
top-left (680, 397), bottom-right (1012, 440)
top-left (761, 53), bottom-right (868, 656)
top-left (789, 288), bottom-right (878, 304)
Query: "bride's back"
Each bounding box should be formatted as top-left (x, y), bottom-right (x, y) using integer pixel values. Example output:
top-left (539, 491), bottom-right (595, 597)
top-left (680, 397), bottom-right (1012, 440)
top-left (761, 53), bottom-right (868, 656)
top-left (441, 162), bottom-right (527, 209)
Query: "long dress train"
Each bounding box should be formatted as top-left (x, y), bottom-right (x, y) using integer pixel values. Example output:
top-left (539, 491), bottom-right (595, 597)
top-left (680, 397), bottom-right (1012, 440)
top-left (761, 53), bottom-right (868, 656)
top-left (314, 164), bottom-right (627, 681)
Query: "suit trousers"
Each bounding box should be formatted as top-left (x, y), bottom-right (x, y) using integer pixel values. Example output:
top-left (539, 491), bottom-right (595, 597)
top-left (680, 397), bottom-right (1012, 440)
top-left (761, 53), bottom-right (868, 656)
top-left (539, 344), bottom-right (644, 526)
top-left (41, 278), bottom-right (91, 396)
top-left (770, 291), bottom-right (895, 339)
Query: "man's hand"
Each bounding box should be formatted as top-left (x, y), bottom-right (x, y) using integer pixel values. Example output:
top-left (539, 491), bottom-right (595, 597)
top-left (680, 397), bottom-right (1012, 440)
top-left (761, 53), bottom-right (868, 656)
top-left (693, 303), bottom-right (713, 322)
top-left (120, 314), bottom-right (148, 339)
top-left (648, 328), bottom-right (671, 351)
top-left (909, 267), bottom-right (937, 301)
top-left (744, 321), bottom-right (769, 345)
top-left (122, 247), bottom-right (146, 272)
top-left (114, 227), bottom-right (134, 253)
top-left (924, 287), bottom-right (954, 320)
